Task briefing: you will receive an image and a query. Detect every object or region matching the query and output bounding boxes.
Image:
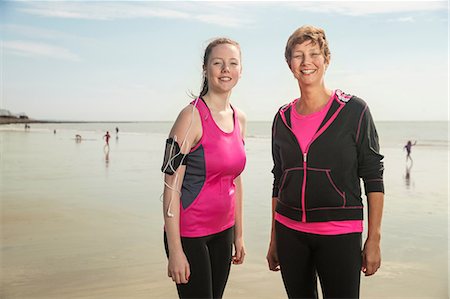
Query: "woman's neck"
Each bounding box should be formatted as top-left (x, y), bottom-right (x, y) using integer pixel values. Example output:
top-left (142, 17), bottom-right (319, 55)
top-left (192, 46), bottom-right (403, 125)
top-left (297, 85), bottom-right (332, 115)
top-left (203, 91), bottom-right (232, 112)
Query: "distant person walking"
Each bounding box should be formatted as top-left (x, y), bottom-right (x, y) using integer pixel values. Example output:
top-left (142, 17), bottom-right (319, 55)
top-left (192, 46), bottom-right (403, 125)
top-left (404, 140), bottom-right (417, 162)
top-left (104, 131), bottom-right (111, 146)
top-left (115, 127), bottom-right (119, 135)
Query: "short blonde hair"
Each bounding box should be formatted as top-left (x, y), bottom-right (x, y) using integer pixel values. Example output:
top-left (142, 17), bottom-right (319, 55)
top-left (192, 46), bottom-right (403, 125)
top-left (285, 25), bottom-right (330, 66)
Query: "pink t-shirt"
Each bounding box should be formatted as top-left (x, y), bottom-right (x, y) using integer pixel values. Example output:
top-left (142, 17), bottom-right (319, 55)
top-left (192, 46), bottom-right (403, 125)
top-left (275, 91), bottom-right (363, 235)
top-left (291, 95), bottom-right (334, 152)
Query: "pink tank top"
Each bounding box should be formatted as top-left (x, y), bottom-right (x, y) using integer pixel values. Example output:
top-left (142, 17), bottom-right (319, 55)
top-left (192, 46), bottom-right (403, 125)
top-left (275, 91), bottom-right (363, 235)
top-left (179, 98), bottom-right (246, 237)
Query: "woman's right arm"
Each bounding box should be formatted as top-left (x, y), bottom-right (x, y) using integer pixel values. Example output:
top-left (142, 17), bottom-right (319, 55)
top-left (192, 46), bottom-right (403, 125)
top-left (267, 197), bottom-right (280, 271)
top-left (267, 113), bottom-right (281, 271)
top-left (164, 168), bottom-right (189, 284)
top-left (163, 104), bottom-right (201, 284)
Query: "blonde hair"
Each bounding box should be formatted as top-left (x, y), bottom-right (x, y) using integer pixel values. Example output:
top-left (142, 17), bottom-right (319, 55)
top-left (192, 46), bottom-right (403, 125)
top-left (285, 25), bottom-right (330, 66)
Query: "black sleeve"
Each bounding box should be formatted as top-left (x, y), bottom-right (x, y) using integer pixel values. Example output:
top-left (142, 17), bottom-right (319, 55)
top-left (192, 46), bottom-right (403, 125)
top-left (271, 113), bottom-right (282, 198)
top-left (356, 105), bottom-right (385, 194)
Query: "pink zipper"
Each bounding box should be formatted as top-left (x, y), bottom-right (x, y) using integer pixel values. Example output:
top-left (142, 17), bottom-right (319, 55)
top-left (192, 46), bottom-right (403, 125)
top-left (301, 152), bottom-right (308, 222)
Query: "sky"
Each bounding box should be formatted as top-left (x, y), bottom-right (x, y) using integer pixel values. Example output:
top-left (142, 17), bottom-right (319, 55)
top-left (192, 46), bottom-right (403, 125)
top-left (0, 0), bottom-right (448, 122)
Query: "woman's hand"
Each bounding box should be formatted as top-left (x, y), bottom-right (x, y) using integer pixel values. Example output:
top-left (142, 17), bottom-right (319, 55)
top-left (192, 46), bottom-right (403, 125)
top-left (361, 237), bottom-right (381, 276)
top-left (232, 237), bottom-right (246, 265)
top-left (266, 241), bottom-right (280, 271)
top-left (168, 250), bottom-right (190, 284)
top-left (363, 192), bottom-right (383, 276)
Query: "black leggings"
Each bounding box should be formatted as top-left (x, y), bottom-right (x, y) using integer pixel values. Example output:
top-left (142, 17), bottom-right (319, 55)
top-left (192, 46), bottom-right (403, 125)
top-left (164, 227), bottom-right (233, 299)
top-left (276, 221), bottom-right (362, 299)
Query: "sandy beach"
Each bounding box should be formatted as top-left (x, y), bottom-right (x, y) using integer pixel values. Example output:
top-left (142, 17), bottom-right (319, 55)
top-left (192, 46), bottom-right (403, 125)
top-left (1, 122), bottom-right (448, 298)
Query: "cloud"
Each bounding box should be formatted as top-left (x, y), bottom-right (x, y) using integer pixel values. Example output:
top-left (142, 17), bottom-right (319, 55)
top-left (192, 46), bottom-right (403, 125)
top-left (193, 14), bottom-right (252, 28)
top-left (1, 24), bottom-right (74, 40)
top-left (285, 1), bottom-right (447, 16)
top-left (16, 2), bottom-right (252, 27)
top-left (3, 40), bottom-right (81, 61)
top-left (387, 16), bottom-right (415, 22)
top-left (18, 2), bottom-right (190, 20)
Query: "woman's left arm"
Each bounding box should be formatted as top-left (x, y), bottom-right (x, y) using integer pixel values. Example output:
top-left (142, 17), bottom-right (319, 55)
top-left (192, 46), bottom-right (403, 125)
top-left (232, 107), bottom-right (247, 265)
top-left (356, 103), bottom-right (385, 276)
top-left (233, 175), bottom-right (245, 265)
top-left (362, 192), bottom-right (384, 276)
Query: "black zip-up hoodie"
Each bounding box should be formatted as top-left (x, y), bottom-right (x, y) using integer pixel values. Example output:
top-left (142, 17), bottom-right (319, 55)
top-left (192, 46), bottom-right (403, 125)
top-left (272, 90), bottom-right (384, 223)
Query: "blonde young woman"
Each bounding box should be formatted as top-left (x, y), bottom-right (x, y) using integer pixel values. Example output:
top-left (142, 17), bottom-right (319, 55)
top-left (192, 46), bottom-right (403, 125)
top-left (162, 38), bottom-right (246, 299)
top-left (267, 25), bottom-right (384, 298)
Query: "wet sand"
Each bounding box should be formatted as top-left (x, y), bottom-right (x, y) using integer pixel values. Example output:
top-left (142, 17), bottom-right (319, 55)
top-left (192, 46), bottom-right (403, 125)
top-left (1, 126), bottom-right (448, 298)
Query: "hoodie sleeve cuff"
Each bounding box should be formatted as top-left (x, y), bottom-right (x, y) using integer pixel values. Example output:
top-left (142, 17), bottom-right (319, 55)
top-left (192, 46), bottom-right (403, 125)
top-left (272, 188), bottom-right (279, 198)
top-left (363, 179), bottom-right (384, 195)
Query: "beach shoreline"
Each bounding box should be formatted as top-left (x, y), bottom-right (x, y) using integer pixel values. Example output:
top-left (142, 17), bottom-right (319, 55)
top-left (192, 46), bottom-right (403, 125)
top-left (0, 117), bottom-right (41, 125)
top-left (0, 118), bottom-right (150, 125)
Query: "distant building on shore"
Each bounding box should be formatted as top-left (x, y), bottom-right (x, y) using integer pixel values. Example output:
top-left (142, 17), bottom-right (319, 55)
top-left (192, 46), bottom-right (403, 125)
top-left (17, 113), bottom-right (29, 119)
top-left (0, 109), bottom-right (28, 119)
top-left (0, 109), bottom-right (30, 124)
top-left (0, 109), bottom-right (13, 117)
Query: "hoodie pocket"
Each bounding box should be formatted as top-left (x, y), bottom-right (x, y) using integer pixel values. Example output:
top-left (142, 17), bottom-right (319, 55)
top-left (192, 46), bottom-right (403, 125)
top-left (305, 168), bottom-right (346, 210)
top-left (278, 167), bottom-right (303, 210)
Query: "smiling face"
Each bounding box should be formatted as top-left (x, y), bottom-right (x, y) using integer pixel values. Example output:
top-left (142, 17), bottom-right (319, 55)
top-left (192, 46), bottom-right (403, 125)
top-left (289, 40), bottom-right (328, 87)
top-left (204, 43), bottom-right (241, 95)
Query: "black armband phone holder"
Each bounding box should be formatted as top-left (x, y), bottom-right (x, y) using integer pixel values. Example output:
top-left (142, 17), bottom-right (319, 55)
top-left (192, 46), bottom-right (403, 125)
top-left (161, 138), bottom-right (188, 175)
